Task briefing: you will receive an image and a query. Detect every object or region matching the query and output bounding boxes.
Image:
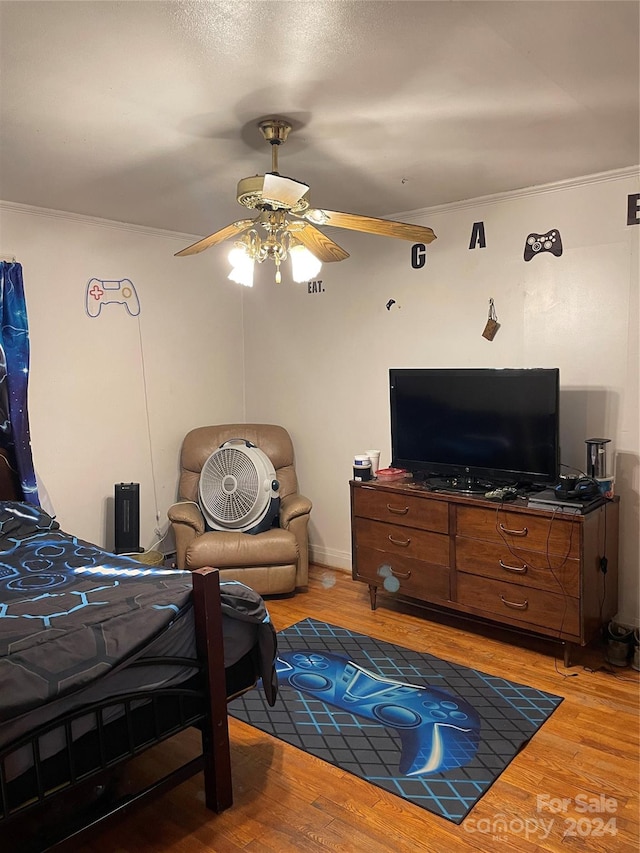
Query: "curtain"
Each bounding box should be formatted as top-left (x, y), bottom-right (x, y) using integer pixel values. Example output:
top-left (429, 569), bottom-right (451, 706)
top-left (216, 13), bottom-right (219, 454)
top-left (0, 261), bottom-right (39, 504)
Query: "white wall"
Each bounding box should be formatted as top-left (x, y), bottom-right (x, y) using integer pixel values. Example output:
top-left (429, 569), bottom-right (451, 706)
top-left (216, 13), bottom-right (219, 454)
top-left (0, 203), bottom-right (246, 550)
top-left (242, 169), bottom-right (640, 625)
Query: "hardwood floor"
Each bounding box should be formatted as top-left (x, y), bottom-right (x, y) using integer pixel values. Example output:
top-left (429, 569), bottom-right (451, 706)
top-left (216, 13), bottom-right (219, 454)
top-left (78, 565), bottom-right (638, 853)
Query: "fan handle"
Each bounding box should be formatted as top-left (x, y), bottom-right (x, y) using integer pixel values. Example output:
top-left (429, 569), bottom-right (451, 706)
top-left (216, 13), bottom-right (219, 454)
top-left (220, 438), bottom-right (257, 449)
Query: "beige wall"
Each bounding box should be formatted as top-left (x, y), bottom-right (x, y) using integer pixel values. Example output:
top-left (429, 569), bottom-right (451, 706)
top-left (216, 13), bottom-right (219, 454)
top-left (1, 166), bottom-right (638, 625)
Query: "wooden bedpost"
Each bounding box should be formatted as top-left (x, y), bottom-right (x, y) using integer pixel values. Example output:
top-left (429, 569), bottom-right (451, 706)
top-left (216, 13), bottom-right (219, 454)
top-left (191, 567), bottom-right (233, 812)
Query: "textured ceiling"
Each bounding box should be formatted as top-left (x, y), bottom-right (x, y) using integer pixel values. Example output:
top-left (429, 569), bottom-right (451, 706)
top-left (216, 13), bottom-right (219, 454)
top-left (1, 1), bottom-right (638, 240)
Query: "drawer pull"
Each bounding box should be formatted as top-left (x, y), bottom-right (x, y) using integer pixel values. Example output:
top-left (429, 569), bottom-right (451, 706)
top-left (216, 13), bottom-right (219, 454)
top-left (388, 535), bottom-right (411, 547)
top-left (500, 594), bottom-right (529, 610)
top-left (386, 503), bottom-right (410, 515)
top-left (499, 559), bottom-right (528, 574)
top-left (499, 523), bottom-right (528, 537)
top-left (390, 567), bottom-right (412, 580)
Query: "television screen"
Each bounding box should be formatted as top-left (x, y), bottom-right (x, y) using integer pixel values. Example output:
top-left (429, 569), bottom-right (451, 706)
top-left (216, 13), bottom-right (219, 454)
top-left (390, 368), bottom-right (560, 488)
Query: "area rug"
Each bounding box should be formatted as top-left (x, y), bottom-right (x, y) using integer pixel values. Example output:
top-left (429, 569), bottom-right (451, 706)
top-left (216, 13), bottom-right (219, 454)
top-left (228, 619), bottom-right (563, 823)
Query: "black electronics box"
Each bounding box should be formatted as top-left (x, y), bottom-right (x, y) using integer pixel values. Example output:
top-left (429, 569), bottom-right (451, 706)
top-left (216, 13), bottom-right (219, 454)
top-left (114, 482), bottom-right (141, 554)
top-left (528, 488), bottom-right (604, 513)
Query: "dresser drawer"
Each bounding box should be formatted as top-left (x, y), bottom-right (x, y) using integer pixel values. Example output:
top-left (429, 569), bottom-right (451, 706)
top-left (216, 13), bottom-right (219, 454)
top-left (354, 517), bottom-right (450, 566)
top-left (355, 547), bottom-right (450, 603)
top-left (456, 505), bottom-right (580, 559)
top-left (455, 536), bottom-right (580, 596)
top-left (353, 487), bottom-right (449, 533)
top-left (456, 573), bottom-right (580, 637)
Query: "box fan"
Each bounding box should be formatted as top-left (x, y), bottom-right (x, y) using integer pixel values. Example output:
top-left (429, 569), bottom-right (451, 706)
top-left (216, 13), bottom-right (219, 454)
top-left (198, 439), bottom-right (280, 534)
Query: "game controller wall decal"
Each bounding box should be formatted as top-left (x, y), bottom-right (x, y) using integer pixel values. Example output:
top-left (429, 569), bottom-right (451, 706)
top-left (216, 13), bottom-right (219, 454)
top-left (275, 650), bottom-right (481, 776)
top-left (523, 229), bottom-right (563, 261)
top-left (85, 278), bottom-right (141, 317)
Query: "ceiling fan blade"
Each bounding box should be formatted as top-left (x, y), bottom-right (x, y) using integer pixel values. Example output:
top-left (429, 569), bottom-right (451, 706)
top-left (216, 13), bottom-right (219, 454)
top-left (262, 173), bottom-right (309, 207)
top-left (288, 221), bottom-right (350, 262)
top-left (304, 209), bottom-right (436, 244)
top-left (174, 219), bottom-right (255, 257)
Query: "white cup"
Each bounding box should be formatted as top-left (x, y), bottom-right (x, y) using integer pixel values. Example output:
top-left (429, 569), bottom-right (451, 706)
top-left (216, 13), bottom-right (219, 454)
top-left (366, 450), bottom-right (381, 474)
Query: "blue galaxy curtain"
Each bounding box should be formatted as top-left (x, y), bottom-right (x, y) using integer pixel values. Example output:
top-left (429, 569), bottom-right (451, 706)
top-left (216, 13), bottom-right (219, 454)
top-left (0, 261), bottom-right (39, 504)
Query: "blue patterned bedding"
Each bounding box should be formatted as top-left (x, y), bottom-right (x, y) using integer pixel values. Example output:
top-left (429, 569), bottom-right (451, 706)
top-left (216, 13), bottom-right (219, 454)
top-left (0, 502), bottom-right (198, 724)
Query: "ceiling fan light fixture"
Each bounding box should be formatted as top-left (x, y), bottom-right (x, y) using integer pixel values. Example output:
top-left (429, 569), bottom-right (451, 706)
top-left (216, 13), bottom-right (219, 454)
top-left (289, 243), bottom-right (322, 283)
top-left (228, 245), bottom-right (255, 287)
top-left (176, 117), bottom-right (436, 272)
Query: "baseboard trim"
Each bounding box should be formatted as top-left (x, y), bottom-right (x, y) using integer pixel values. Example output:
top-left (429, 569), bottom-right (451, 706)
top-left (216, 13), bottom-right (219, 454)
top-left (309, 545), bottom-right (351, 572)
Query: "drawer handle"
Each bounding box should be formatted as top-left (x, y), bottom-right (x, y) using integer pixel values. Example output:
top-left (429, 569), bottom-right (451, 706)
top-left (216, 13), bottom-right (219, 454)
top-left (388, 535), bottom-right (411, 547)
top-left (390, 567), bottom-right (412, 579)
top-left (386, 503), bottom-right (410, 515)
top-left (499, 523), bottom-right (528, 537)
top-left (499, 559), bottom-right (528, 574)
top-left (500, 594), bottom-right (529, 610)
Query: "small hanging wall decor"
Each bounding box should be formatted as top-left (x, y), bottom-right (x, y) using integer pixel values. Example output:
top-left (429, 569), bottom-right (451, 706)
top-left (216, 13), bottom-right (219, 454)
top-left (482, 298), bottom-right (500, 341)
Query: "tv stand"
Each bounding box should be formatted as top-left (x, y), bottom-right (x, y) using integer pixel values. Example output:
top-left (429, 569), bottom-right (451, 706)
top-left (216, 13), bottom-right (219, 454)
top-left (350, 479), bottom-right (619, 665)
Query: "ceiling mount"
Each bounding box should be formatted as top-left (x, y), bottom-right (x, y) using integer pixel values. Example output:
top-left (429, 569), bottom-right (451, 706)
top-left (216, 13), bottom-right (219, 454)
top-left (258, 118), bottom-right (292, 175)
top-left (258, 118), bottom-right (292, 145)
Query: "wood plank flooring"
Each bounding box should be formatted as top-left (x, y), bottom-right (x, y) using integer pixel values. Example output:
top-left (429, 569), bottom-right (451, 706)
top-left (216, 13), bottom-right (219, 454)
top-left (77, 565), bottom-right (638, 853)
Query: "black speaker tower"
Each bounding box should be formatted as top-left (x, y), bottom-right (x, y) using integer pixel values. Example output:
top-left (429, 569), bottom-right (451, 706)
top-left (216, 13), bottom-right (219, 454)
top-left (114, 482), bottom-right (141, 554)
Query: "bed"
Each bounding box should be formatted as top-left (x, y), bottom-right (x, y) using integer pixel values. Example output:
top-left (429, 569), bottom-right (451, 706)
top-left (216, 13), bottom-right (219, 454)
top-left (0, 493), bottom-right (277, 852)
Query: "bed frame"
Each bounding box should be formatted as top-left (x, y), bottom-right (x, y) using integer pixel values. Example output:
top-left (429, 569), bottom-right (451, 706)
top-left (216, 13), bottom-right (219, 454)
top-left (0, 462), bottom-right (244, 851)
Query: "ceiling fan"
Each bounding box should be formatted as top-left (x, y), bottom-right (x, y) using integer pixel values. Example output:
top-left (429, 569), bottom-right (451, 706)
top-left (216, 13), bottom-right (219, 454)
top-left (175, 118), bottom-right (437, 286)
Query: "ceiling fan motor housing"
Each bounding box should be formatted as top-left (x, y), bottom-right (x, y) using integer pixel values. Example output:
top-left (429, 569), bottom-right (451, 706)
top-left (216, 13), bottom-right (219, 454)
top-left (198, 439), bottom-right (280, 534)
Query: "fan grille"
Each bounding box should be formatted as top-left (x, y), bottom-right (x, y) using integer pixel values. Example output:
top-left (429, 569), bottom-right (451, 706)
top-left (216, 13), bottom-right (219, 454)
top-left (198, 442), bottom-right (279, 532)
top-left (200, 446), bottom-right (260, 524)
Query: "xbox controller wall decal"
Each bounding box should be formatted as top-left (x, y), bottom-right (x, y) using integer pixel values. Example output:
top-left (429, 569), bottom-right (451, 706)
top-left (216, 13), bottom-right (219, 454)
top-left (523, 229), bottom-right (563, 261)
top-left (275, 650), bottom-right (481, 776)
top-left (85, 278), bottom-right (141, 317)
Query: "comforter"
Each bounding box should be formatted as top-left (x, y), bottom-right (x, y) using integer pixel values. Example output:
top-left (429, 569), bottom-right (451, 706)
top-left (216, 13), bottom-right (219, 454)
top-left (0, 502), bottom-right (277, 725)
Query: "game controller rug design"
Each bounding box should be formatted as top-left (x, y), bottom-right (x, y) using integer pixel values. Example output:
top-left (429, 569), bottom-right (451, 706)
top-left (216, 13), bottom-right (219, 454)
top-left (228, 619), bottom-right (563, 823)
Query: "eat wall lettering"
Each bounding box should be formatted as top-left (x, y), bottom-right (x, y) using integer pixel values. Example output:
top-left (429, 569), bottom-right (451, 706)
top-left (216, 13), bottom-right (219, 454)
top-left (307, 280), bottom-right (324, 293)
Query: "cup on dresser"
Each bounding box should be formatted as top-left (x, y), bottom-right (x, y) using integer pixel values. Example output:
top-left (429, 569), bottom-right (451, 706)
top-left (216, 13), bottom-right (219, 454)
top-left (353, 454), bottom-right (372, 481)
top-left (366, 450), bottom-right (381, 475)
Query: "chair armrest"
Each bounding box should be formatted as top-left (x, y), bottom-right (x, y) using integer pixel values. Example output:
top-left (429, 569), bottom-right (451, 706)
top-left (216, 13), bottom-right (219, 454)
top-left (279, 493), bottom-right (312, 529)
top-left (168, 500), bottom-right (205, 534)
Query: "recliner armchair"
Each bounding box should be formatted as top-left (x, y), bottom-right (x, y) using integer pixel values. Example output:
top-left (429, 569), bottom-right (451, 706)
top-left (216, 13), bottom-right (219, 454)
top-left (168, 424), bottom-right (312, 595)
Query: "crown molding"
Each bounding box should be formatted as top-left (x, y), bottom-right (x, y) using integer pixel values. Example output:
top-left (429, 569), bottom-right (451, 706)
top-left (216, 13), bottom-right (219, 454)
top-left (0, 199), bottom-right (199, 242)
top-left (389, 165), bottom-right (640, 221)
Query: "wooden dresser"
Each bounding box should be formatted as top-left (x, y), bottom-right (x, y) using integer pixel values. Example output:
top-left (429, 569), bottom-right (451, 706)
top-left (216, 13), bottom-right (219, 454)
top-left (350, 479), bottom-right (619, 661)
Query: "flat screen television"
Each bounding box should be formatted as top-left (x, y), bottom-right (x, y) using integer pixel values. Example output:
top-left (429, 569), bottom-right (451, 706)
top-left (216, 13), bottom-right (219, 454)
top-left (390, 367), bottom-right (560, 491)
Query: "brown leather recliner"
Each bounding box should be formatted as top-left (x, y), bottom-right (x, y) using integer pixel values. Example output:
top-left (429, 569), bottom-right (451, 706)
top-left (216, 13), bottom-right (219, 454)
top-left (168, 424), bottom-right (312, 595)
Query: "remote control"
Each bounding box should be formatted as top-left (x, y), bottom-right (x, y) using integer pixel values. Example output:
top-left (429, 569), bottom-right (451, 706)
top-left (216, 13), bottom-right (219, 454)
top-left (484, 486), bottom-right (518, 501)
